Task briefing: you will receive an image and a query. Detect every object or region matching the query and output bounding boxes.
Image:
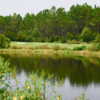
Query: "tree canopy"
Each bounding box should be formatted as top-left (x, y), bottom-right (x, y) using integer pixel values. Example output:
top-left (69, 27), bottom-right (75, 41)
top-left (0, 3), bottom-right (100, 42)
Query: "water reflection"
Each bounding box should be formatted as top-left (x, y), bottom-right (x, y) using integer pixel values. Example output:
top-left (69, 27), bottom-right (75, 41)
top-left (1, 54), bottom-right (100, 87)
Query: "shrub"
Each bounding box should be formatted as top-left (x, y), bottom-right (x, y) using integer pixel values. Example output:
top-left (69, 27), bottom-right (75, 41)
top-left (95, 35), bottom-right (100, 43)
top-left (81, 27), bottom-right (93, 42)
top-left (73, 45), bottom-right (87, 51)
top-left (52, 45), bottom-right (61, 51)
top-left (0, 34), bottom-right (11, 48)
top-left (88, 43), bottom-right (100, 51)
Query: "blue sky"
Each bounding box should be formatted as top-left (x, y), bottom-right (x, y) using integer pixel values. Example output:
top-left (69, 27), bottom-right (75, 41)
top-left (0, 0), bottom-right (100, 17)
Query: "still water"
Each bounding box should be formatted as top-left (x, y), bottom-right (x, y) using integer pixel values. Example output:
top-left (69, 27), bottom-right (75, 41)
top-left (1, 54), bottom-right (100, 100)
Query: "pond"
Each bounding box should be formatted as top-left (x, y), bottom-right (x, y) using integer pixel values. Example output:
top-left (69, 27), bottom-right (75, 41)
top-left (1, 53), bottom-right (100, 100)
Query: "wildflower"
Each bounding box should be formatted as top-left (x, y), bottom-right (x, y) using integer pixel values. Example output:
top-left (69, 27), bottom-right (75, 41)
top-left (56, 97), bottom-right (59, 100)
top-left (20, 96), bottom-right (24, 99)
top-left (13, 96), bottom-right (17, 100)
top-left (27, 86), bottom-right (30, 89)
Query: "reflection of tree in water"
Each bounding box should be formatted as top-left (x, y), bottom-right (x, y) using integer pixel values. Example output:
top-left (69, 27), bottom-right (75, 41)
top-left (1, 54), bottom-right (100, 87)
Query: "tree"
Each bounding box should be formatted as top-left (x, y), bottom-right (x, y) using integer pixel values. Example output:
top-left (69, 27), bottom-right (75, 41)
top-left (16, 31), bottom-right (25, 41)
top-left (4, 31), bottom-right (16, 41)
top-left (81, 27), bottom-right (93, 42)
top-left (32, 28), bottom-right (41, 41)
top-left (0, 34), bottom-right (11, 48)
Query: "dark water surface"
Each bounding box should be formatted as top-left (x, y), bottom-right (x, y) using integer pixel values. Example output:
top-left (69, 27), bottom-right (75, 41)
top-left (1, 54), bottom-right (100, 100)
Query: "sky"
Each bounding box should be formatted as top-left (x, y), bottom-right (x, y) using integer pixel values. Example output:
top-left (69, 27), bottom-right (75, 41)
top-left (0, 0), bottom-right (100, 17)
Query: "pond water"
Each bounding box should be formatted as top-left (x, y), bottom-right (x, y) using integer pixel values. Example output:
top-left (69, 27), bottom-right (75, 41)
top-left (1, 54), bottom-right (100, 100)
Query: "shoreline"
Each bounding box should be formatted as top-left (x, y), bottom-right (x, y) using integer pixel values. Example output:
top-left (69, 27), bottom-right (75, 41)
top-left (0, 49), bottom-right (100, 58)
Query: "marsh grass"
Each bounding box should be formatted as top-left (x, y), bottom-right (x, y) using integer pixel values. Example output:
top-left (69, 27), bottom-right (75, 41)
top-left (0, 56), bottom-right (63, 100)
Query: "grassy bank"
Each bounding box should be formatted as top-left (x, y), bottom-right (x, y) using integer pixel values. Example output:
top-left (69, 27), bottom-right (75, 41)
top-left (11, 42), bottom-right (91, 49)
top-left (1, 42), bottom-right (100, 57)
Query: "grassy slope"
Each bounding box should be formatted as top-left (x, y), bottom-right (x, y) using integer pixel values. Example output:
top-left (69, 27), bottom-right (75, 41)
top-left (11, 42), bottom-right (92, 50)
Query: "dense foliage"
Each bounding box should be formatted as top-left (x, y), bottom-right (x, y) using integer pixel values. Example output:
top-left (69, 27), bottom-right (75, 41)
top-left (0, 34), bottom-right (11, 48)
top-left (0, 3), bottom-right (100, 42)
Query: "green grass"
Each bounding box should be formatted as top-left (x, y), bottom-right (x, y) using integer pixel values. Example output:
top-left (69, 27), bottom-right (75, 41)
top-left (11, 42), bottom-right (92, 50)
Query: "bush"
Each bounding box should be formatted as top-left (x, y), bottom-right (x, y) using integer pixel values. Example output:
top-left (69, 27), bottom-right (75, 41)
top-left (95, 35), bottom-right (100, 43)
top-left (88, 43), bottom-right (100, 51)
top-left (81, 27), bottom-right (93, 42)
top-left (0, 34), bottom-right (11, 48)
top-left (73, 45), bottom-right (87, 51)
top-left (52, 45), bottom-right (61, 51)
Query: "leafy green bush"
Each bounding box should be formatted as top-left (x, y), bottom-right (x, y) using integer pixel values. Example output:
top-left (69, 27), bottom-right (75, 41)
top-left (95, 35), bottom-right (100, 43)
top-left (52, 45), bottom-right (61, 51)
top-left (81, 27), bottom-right (93, 42)
top-left (88, 43), bottom-right (100, 51)
top-left (73, 45), bottom-right (87, 51)
top-left (0, 34), bottom-right (11, 48)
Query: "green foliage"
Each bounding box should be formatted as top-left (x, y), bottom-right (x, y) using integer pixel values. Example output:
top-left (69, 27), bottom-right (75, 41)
top-left (0, 56), bottom-right (63, 100)
top-left (95, 34), bottom-right (100, 43)
top-left (88, 43), bottom-right (100, 51)
top-left (55, 35), bottom-right (60, 42)
top-left (32, 28), bottom-right (41, 41)
top-left (66, 32), bottom-right (73, 40)
top-left (61, 47), bottom-right (71, 50)
top-left (4, 31), bottom-right (16, 41)
top-left (1, 4), bottom-right (100, 42)
top-left (61, 37), bottom-right (67, 43)
top-left (48, 35), bottom-right (55, 42)
top-left (52, 45), bottom-right (61, 51)
top-left (73, 45), bottom-right (87, 51)
top-left (81, 27), bottom-right (93, 42)
top-left (0, 34), bottom-right (11, 48)
top-left (16, 31), bottom-right (25, 41)
top-left (40, 37), bottom-right (45, 42)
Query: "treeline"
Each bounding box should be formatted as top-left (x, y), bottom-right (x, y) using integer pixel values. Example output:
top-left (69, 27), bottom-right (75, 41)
top-left (0, 3), bottom-right (100, 42)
